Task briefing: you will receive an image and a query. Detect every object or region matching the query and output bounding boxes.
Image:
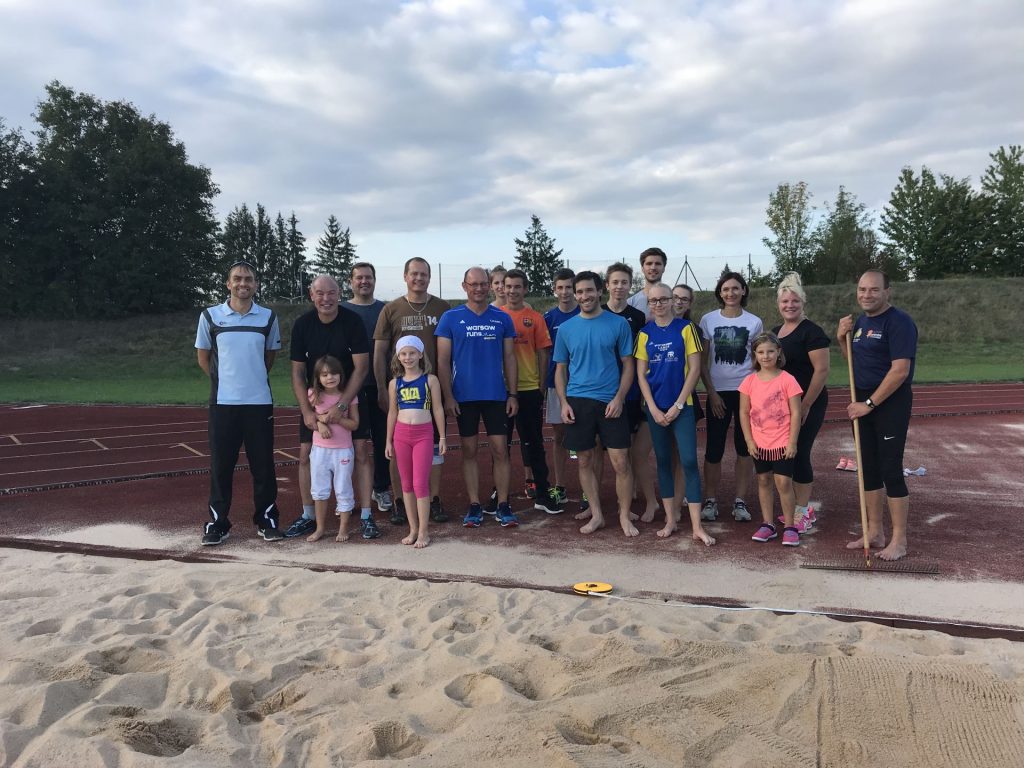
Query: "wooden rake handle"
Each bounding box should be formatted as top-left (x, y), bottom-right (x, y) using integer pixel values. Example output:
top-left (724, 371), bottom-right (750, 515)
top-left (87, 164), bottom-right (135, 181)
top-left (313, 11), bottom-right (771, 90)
top-left (846, 332), bottom-right (871, 566)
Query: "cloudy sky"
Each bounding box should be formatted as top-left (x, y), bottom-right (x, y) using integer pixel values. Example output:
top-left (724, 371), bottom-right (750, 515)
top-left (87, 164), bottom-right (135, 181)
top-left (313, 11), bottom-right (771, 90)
top-left (3, 0), bottom-right (1022, 298)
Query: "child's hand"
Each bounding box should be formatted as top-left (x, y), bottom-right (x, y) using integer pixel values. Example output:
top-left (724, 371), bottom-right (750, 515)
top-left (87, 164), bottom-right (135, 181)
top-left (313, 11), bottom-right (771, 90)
top-left (318, 423), bottom-right (332, 440)
top-left (437, 437), bottom-right (447, 456)
top-left (746, 441), bottom-right (760, 460)
top-left (785, 442), bottom-right (797, 459)
top-left (385, 441), bottom-right (393, 460)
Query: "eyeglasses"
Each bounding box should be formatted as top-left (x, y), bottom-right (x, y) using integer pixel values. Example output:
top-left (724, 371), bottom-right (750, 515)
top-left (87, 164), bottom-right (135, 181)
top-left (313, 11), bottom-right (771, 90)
top-left (672, 296), bottom-right (692, 303)
top-left (648, 297), bottom-right (671, 305)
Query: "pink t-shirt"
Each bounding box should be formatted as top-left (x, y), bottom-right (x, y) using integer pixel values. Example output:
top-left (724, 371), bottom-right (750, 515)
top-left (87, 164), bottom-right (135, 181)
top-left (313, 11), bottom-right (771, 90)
top-left (308, 390), bottom-right (356, 449)
top-left (738, 371), bottom-right (803, 450)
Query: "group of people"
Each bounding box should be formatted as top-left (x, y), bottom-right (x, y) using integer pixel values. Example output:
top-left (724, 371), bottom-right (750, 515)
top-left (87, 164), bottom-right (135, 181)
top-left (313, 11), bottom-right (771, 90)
top-left (195, 249), bottom-right (917, 561)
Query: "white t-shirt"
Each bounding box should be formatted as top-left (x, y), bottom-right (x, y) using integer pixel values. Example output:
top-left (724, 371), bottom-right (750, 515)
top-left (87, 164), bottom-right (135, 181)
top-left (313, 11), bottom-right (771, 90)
top-left (699, 309), bottom-right (763, 392)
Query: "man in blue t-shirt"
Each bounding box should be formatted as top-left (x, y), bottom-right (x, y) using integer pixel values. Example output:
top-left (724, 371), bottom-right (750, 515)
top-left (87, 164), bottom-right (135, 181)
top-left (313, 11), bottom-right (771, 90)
top-left (195, 260), bottom-right (283, 546)
top-left (436, 266), bottom-right (519, 528)
top-left (837, 269), bottom-right (918, 562)
top-left (553, 270), bottom-right (637, 538)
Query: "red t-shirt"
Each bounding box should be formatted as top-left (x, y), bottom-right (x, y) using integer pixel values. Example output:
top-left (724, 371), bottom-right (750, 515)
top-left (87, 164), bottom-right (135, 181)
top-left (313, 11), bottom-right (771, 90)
top-left (738, 371), bottom-right (803, 450)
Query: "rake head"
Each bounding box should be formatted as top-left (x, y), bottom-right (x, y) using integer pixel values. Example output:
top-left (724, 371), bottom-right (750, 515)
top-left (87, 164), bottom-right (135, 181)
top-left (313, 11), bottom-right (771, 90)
top-left (800, 556), bottom-right (940, 574)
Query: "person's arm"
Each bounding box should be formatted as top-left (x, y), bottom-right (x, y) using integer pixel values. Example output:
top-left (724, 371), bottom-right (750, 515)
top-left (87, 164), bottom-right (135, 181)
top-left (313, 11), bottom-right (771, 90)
top-left (374, 339), bottom-right (391, 410)
top-left (429, 375), bottom-right (447, 454)
top-left (292, 361), bottom-right (318, 430)
top-left (668, 350), bottom-right (703, 424)
top-left (636, 357), bottom-right (665, 427)
top-left (801, 347), bottom-right (830, 423)
top-left (503, 337), bottom-right (518, 417)
top-left (537, 347), bottom-right (550, 388)
top-left (197, 349), bottom-right (211, 375)
top-left (837, 314), bottom-right (854, 358)
top-left (700, 335), bottom-right (724, 418)
top-left (555, 362), bottom-right (574, 423)
top-left (436, 336), bottom-right (458, 417)
top-left (606, 355), bottom-right (634, 419)
top-left (336, 397), bottom-right (360, 432)
top-left (264, 351), bottom-right (276, 371)
top-left (384, 380), bottom-right (398, 459)
top-left (739, 391), bottom-right (759, 459)
top-left (786, 393), bottom-right (801, 459)
top-left (847, 359), bottom-right (912, 419)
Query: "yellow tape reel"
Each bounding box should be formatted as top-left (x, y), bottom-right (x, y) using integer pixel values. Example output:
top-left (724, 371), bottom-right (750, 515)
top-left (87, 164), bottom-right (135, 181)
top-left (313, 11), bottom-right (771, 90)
top-left (573, 581), bottom-right (613, 596)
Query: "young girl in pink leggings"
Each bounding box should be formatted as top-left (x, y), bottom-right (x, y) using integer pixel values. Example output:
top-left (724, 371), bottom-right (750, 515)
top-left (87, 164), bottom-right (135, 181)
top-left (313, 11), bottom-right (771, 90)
top-left (385, 336), bottom-right (447, 548)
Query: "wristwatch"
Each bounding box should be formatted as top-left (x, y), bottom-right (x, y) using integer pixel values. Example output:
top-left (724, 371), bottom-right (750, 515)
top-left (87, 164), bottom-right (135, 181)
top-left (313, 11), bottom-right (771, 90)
top-left (675, 402), bottom-right (685, 411)
top-left (865, 398), bottom-right (876, 409)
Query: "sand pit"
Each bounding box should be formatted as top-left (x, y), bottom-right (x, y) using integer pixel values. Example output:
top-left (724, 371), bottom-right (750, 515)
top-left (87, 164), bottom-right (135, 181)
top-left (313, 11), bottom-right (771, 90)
top-left (1, 550), bottom-right (1023, 767)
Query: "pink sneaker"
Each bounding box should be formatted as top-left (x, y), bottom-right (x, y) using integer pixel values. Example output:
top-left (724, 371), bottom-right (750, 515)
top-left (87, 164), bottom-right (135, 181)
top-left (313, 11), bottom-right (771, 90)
top-left (751, 524), bottom-right (778, 542)
top-left (805, 504), bottom-right (817, 524)
top-left (782, 527), bottom-right (800, 546)
top-left (836, 456), bottom-right (849, 470)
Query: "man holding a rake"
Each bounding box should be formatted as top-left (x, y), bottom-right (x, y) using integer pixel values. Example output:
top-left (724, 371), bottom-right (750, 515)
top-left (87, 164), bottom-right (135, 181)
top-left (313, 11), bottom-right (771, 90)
top-left (837, 269), bottom-right (918, 562)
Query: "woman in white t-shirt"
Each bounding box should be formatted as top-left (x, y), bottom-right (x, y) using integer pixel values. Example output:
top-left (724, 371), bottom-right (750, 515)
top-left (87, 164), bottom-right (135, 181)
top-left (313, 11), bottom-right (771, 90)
top-left (698, 271), bottom-right (763, 523)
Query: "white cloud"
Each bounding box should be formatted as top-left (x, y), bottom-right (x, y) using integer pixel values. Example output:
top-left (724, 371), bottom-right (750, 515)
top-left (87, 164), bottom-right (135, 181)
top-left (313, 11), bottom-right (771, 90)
top-left (2, 0), bottom-right (1022, 293)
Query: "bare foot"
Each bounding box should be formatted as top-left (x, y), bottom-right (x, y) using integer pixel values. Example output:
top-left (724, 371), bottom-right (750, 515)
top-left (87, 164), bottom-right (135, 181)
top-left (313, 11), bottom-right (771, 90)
top-left (401, 533), bottom-right (416, 545)
top-left (574, 509), bottom-right (593, 521)
top-left (306, 530), bottom-right (324, 543)
top-left (640, 505), bottom-right (658, 524)
top-left (335, 532), bottom-right (350, 542)
top-left (656, 522), bottom-right (676, 538)
top-left (629, 511), bottom-right (640, 522)
top-left (877, 541), bottom-right (907, 561)
top-left (620, 518), bottom-right (640, 537)
top-left (414, 535), bottom-right (430, 549)
top-left (693, 530), bottom-right (716, 546)
top-left (580, 517), bottom-right (605, 534)
top-left (846, 535), bottom-right (884, 550)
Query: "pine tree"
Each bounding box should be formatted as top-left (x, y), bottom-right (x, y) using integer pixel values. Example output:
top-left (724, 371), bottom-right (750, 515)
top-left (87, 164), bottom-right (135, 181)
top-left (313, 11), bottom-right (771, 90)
top-left (312, 215), bottom-right (356, 296)
top-left (807, 187), bottom-right (878, 284)
top-left (285, 212), bottom-right (308, 299)
top-left (980, 145), bottom-right (1024, 276)
top-left (513, 214), bottom-right (564, 295)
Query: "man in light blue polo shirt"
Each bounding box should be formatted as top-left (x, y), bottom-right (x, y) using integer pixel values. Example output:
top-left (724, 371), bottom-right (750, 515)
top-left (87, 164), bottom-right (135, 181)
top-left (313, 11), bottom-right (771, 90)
top-left (195, 260), bottom-right (284, 545)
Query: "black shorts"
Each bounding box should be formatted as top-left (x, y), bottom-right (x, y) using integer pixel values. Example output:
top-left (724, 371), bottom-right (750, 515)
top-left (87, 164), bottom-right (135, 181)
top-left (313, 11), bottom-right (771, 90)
top-left (856, 384), bottom-right (912, 497)
top-left (624, 398), bottom-right (643, 434)
top-left (563, 397), bottom-right (631, 451)
top-left (456, 400), bottom-right (508, 438)
top-left (298, 399), bottom-right (371, 444)
top-left (753, 456), bottom-right (795, 477)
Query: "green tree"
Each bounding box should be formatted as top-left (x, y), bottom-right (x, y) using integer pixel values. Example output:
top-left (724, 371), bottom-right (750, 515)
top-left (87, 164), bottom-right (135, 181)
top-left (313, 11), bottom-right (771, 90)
top-left (0, 121), bottom-right (41, 316)
top-left (762, 181), bottom-right (814, 279)
top-left (980, 145), bottom-right (1024, 276)
top-left (513, 214), bottom-right (564, 295)
top-left (880, 167), bottom-right (982, 279)
top-left (808, 187), bottom-right (879, 284)
top-left (262, 212), bottom-right (289, 301)
top-left (312, 215), bottom-right (356, 296)
top-left (285, 212), bottom-right (309, 299)
top-left (27, 81), bottom-right (219, 316)
top-left (220, 203), bottom-right (257, 269)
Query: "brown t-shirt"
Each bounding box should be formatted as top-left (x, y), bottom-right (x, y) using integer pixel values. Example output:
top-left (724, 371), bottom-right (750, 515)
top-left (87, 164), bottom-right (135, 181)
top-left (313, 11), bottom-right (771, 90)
top-left (373, 295), bottom-right (451, 375)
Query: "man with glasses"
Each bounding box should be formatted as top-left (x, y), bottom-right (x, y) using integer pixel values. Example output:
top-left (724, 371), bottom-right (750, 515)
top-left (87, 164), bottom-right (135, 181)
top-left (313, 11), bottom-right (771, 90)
top-left (195, 261), bottom-right (284, 545)
top-left (436, 267), bottom-right (519, 528)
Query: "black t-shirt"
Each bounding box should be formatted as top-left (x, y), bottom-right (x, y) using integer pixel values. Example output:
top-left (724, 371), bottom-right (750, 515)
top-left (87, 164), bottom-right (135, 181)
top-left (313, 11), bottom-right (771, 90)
top-left (603, 303), bottom-right (647, 340)
top-left (289, 307), bottom-right (370, 387)
top-left (772, 319), bottom-right (830, 394)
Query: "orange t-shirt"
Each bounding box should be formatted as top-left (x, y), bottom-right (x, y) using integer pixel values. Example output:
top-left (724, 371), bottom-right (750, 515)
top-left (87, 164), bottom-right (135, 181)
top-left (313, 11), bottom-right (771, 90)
top-left (738, 371), bottom-right (803, 450)
top-left (501, 305), bottom-right (553, 392)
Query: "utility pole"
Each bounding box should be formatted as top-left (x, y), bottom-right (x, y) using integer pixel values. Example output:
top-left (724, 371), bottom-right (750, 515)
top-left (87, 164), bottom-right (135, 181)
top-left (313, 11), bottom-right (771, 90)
top-left (671, 254), bottom-right (702, 292)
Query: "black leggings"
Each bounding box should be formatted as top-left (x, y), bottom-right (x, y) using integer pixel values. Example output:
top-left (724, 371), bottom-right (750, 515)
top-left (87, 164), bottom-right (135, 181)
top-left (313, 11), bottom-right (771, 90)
top-left (792, 390), bottom-right (827, 484)
top-left (704, 390), bottom-right (750, 463)
top-left (856, 385), bottom-right (912, 498)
